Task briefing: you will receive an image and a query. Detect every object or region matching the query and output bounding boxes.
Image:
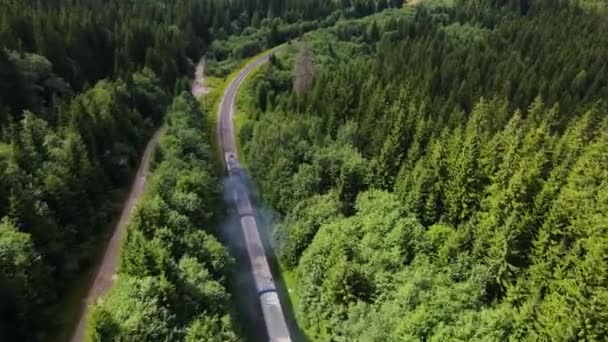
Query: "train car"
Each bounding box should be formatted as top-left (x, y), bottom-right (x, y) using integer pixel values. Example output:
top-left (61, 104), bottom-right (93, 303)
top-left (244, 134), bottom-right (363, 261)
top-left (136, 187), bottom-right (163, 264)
top-left (226, 152), bottom-right (292, 342)
top-left (241, 215), bottom-right (291, 342)
top-left (236, 192), bottom-right (255, 217)
top-left (225, 152), bottom-right (241, 174)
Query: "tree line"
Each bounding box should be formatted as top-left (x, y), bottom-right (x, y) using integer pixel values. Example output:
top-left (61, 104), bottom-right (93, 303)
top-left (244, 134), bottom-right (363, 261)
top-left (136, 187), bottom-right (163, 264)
top-left (239, 1), bottom-right (608, 340)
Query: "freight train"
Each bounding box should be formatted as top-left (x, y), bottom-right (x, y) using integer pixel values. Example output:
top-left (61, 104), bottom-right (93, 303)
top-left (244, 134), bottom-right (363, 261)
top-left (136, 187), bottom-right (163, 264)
top-left (225, 153), bottom-right (292, 342)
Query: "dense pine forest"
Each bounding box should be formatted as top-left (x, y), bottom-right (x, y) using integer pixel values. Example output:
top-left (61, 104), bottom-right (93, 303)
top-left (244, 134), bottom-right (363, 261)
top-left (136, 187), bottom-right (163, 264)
top-left (3, 0), bottom-right (608, 340)
top-left (0, 0), bottom-right (399, 340)
top-left (239, 0), bottom-right (608, 340)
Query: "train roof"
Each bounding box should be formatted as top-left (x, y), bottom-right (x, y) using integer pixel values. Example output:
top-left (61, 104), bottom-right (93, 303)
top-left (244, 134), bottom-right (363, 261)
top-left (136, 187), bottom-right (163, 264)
top-left (225, 153), bottom-right (241, 172)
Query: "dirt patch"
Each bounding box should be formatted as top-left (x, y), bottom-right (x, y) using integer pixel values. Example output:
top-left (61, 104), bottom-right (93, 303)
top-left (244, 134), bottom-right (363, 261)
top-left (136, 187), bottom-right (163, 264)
top-left (192, 58), bottom-right (210, 99)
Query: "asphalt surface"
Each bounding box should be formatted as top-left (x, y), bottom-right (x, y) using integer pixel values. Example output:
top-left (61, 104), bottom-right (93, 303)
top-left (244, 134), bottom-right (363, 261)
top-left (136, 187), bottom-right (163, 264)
top-left (69, 126), bottom-right (165, 342)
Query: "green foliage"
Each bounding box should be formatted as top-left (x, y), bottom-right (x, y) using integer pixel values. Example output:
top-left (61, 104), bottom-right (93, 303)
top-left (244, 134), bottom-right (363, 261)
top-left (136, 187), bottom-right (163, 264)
top-left (131, 69), bottom-right (169, 124)
top-left (0, 0), bottom-right (400, 338)
top-left (239, 2), bottom-right (608, 340)
top-left (0, 218), bottom-right (46, 341)
top-left (185, 315), bottom-right (239, 342)
top-left (277, 192), bottom-right (343, 268)
top-left (87, 93), bottom-right (238, 340)
top-left (296, 191), bottom-right (427, 337)
top-left (0, 69), bottom-right (168, 338)
top-left (86, 276), bottom-right (177, 342)
top-left (176, 256), bottom-right (229, 320)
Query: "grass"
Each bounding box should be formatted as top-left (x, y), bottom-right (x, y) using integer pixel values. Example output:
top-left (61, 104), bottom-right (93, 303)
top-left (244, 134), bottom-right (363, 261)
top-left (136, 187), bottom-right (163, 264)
top-left (233, 104), bottom-right (249, 165)
top-left (233, 64), bottom-right (264, 167)
top-left (279, 263), bottom-right (300, 313)
top-left (199, 75), bottom-right (227, 176)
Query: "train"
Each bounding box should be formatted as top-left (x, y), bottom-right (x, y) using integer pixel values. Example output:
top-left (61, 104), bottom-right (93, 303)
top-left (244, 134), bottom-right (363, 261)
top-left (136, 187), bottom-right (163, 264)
top-left (225, 153), bottom-right (240, 174)
top-left (225, 153), bottom-right (292, 342)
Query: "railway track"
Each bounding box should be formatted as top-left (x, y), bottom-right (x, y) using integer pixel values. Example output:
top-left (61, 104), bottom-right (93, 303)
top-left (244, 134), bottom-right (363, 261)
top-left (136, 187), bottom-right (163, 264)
top-left (218, 50), bottom-right (292, 342)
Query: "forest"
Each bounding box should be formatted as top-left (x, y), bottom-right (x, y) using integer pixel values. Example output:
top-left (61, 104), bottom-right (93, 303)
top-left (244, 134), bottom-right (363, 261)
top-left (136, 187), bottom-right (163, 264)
top-left (86, 93), bottom-right (237, 341)
top-left (0, 0), bottom-right (398, 340)
top-left (3, 0), bottom-right (608, 340)
top-left (238, 0), bottom-right (608, 340)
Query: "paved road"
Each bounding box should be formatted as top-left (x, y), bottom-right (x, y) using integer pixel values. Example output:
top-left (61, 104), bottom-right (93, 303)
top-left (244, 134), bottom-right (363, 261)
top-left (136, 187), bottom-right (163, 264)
top-left (69, 126), bottom-right (165, 342)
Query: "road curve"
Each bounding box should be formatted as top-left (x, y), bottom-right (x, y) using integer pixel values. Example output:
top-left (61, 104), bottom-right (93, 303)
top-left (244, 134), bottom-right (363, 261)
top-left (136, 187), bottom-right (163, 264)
top-left (218, 50), bottom-right (292, 342)
top-left (69, 126), bottom-right (165, 342)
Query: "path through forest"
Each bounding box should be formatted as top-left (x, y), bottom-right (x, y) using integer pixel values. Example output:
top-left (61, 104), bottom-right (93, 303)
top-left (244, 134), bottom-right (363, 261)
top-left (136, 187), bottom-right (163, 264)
top-left (68, 126), bottom-right (165, 342)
